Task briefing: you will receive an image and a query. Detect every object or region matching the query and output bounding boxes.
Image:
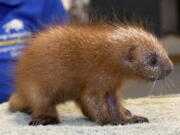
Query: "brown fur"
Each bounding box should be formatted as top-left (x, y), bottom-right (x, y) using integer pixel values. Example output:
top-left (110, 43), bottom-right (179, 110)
top-left (9, 24), bottom-right (173, 125)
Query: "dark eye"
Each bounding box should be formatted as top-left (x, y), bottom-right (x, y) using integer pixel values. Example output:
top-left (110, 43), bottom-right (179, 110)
top-left (149, 56), bottom-right (157, 66)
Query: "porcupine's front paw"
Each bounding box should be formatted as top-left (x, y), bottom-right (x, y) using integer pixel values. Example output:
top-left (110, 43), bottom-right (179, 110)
top-left (126, 115), bottom-right (149, 124)
top-left (90, 111), bottom-right (125, 126)
top-left (98, 115), bottom-right (149, 125)
top-left (96, 118), bottom-right (125, 126)
top-left (29, 115), bottom-right (60, 126)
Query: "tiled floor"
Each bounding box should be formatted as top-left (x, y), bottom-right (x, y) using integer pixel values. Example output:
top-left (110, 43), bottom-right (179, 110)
top-left (124, 35), bottom-right (180, 98)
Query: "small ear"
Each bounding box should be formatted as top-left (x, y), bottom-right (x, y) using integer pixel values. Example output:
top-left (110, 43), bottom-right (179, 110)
top-left (123, 46), bottom-right (138, 62)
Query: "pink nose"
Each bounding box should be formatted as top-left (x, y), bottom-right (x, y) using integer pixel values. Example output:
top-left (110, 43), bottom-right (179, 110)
top-left (162, 60), bottom-right (174, 78)
top-left (165, 60), bottom-right (174, 76)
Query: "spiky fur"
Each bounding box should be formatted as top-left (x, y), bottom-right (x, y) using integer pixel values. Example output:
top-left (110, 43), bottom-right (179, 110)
top-left (9, 24), bottom-right (173, 125)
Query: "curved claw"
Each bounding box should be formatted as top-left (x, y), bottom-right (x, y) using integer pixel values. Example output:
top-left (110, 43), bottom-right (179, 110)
top-left (127, 115), bottom-right (149, 124)
top-left (29, 116), bottom-right (59, 126)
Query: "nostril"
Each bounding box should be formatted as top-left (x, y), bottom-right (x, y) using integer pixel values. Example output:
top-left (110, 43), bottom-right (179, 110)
top-left (165, 69), bottom-right (172, 76)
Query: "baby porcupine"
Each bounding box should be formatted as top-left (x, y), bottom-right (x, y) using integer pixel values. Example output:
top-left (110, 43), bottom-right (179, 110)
top-left (9, 24), bottom-right (173, 125)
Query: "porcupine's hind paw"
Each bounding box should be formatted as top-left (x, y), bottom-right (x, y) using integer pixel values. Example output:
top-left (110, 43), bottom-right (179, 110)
top-left (29, 115), bottom-right (60, 126)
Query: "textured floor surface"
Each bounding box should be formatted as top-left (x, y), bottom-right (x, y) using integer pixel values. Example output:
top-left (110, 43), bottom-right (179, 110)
top-left (0, 95), bottom-right (180, 135)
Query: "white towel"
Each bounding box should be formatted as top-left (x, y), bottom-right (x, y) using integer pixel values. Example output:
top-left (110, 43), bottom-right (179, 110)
top-left (0, 95), bottom-right (180, 135)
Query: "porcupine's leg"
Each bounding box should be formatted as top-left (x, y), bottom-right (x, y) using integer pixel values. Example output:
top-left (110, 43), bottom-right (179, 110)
top-left (76, 89), bottom-right (124, 125)
top-left (106, 91), bottom-right (149, 124)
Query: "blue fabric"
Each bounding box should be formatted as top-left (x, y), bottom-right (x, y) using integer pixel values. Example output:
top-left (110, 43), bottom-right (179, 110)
top-left (0, 0), bottom-right (67, 103)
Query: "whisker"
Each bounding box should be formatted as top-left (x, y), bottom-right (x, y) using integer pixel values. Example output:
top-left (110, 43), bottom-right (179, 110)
top-left (165, 78), bottom-right (172, 95)
top-left (161, 70), bottom-right (169, 95)
top-left (156, 81), bottom-right (160, 96)
top-left (162, 79), bottom-right (167, 95)
top-left (164, 79), bottom-right (170, 95)
top-left (163, 71), bottom-right (167, 95)
top-left (160, 80), bottom-right (163, 96)
top-left (162, 80), bottom-right (165, 95)
top-left (167, 77), bottom-right (179, 94)
top-left (148, 79), bottom-right (157, 97)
